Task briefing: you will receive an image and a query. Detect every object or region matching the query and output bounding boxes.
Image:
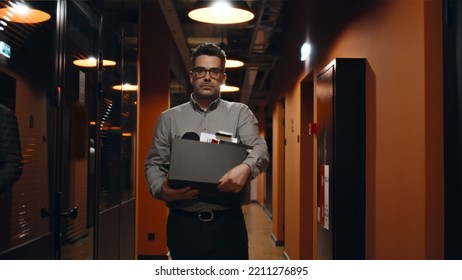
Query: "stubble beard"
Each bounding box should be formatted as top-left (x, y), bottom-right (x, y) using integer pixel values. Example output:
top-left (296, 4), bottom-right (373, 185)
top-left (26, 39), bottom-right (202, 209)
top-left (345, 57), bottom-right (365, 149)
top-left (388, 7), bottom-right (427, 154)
top-left (194, 84), bottom-right (220, 101)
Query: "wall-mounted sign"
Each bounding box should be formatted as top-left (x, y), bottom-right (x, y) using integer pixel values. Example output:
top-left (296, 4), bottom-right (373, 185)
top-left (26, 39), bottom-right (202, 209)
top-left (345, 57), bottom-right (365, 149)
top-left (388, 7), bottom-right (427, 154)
top-left (0, 41), bottom-right (11, 58)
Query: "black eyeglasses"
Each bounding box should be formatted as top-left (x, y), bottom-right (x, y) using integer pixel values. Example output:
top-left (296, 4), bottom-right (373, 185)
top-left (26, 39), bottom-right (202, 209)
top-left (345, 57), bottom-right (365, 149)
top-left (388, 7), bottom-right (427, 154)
top-left (192, 67), bottom-right (223, 80)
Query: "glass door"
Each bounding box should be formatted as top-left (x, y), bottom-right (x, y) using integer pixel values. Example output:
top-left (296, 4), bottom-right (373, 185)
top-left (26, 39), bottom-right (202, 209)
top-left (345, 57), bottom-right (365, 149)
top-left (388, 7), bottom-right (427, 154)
top-left (94, 1), bottom-right (137, 260)
top-left (57, 0), bottom-right (102, 259)
top-left (60, 0), bottom-right (137, 259)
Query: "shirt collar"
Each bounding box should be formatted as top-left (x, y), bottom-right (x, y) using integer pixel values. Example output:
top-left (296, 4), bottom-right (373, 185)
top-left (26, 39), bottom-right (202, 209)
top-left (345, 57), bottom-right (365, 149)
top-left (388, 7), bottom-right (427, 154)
top-left (190, 93), bottom-right (221, 113)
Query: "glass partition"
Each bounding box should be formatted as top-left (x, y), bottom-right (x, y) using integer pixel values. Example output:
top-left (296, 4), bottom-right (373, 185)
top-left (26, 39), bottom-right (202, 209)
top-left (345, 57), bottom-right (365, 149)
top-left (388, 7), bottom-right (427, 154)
top-left (0, 0), bottom-right (138, 259)
top-left (0, 0), bottom-right (55, 258)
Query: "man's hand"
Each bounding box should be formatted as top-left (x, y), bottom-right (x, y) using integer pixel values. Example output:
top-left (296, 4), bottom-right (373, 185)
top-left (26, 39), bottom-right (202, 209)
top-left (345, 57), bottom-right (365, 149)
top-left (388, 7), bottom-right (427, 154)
top-left (217, 163), bottom-right (251, 193)
top-left (159, 176), bottom-right (199, 202)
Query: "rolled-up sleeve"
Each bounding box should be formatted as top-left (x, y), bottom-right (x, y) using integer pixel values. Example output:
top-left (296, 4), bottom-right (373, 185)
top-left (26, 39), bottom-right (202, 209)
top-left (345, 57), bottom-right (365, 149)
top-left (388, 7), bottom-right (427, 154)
top-left (237, 106), bottom-right (270, 180)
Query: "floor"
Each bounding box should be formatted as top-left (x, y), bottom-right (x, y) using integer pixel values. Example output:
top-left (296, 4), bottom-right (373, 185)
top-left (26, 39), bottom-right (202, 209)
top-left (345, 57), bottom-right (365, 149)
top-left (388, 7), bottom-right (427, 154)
top-left (60, 201), bottom-right (286, 260)
top-left (243, 202), bottom-right (286, 260)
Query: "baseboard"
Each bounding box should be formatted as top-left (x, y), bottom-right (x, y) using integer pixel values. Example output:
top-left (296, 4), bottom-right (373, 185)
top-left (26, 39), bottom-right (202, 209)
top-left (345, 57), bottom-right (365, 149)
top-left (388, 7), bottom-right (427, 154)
top-left (138, 254), bottom-right (169, 260)
top-left (271, 233), bottom-right (284, 246)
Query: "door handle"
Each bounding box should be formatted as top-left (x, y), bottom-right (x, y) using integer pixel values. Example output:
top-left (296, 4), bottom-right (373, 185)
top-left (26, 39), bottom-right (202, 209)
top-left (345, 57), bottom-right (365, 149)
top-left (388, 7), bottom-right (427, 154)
top-left (61, 206), bottom-right (78, 219)
top-left (40, 206), bottom-right (78, 219)
top-left (40, 192), bottom-right (78, 259)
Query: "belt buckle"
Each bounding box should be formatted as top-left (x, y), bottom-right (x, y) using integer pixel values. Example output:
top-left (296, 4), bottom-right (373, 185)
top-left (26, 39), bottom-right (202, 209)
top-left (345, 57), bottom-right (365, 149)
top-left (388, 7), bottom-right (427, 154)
top-left (197, 210), bottom-right (214, 222)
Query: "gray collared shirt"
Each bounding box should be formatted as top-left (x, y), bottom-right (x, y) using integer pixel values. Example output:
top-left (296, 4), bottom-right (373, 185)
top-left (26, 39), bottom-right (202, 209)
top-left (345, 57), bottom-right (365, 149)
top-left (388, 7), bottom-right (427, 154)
top-left (145, 95), bottom-right (270, 211)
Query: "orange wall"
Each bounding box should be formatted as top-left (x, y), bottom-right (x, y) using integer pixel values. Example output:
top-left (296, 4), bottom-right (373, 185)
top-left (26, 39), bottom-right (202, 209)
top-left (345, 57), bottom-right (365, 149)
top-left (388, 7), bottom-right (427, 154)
top-left (136, 0), bottom-right (171, 258)
top-left (271, 0), bottom-right (443, 259)
top-left (271, 101), bottom-right (284, 243)
top-left (282, 74), bottom-right (315, 260)
top-left (299, 74), bottom-right (316, 259)
top-left (254, 106), bottom-right (267, 205)
top-left (283, 82), bottom-right (302, 259)
top-left (323, 0), bottom-right (443, 259)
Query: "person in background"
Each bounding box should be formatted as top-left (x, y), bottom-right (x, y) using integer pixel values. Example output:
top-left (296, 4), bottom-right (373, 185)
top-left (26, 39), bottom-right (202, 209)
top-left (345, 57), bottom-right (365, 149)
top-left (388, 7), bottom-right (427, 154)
top-left (145, 43), bottom-right (269, 260)
top-left (0, 103), bottom-right (22, 201)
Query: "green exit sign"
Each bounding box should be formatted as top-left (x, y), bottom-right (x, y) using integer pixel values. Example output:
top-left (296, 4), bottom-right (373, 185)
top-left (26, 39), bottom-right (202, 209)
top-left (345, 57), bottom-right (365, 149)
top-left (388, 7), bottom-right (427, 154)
top-left (0, 41), bottom-right (11, 58)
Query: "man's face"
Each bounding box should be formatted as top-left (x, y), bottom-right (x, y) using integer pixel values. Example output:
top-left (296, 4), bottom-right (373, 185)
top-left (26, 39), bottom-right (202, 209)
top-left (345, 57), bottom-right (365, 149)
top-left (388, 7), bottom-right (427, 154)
top-left (189, 55), bottom-right (226, 99)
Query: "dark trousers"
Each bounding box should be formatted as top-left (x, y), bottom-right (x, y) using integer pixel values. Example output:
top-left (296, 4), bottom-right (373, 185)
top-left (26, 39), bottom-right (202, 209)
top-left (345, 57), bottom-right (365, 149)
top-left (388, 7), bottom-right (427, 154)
top-left (166, 209), bottom-right (248, 260)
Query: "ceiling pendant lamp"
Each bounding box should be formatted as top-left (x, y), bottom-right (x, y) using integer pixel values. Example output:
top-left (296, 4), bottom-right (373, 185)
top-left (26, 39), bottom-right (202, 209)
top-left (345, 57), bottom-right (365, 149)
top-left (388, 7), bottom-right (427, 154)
top-left (220, 84), bottom-right (239, 92)
top-left (225, 59), bottom-right (244, 68)
top-left (188, 0), bottom-right (254, 24)
top-left (73, 57), bottom-right (117, 67)
top-left (218, 42), bottom-right (244, 68)
top-left (0, 2), bottom-right (50, 24)
top-left (112, 83), bottom-right (138, 91)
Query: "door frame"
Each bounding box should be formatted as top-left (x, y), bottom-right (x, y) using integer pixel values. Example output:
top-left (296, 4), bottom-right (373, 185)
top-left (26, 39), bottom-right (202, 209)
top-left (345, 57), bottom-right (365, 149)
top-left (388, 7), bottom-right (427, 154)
top-left (443, 0), bottom-right (462, 260)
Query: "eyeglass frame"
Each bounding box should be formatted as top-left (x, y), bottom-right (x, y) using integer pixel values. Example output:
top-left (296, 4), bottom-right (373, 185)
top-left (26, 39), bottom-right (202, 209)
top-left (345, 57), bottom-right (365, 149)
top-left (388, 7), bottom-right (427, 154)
top-left (191, 67), bottom-right (224, 80)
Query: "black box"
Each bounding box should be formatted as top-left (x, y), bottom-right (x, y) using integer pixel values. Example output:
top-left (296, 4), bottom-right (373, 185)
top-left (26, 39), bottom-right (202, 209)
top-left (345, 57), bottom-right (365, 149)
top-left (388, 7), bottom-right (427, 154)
top-left (168, 139), bottom-right (248, 206)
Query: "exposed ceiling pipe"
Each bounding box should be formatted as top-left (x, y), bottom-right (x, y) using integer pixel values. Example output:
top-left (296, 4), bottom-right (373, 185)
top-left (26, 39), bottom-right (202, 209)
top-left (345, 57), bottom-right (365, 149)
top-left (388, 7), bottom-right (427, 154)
top-left (240, 0), bottom-right (283, 104)
top-left (158, 0), bottom-right (191, 71)
top-left (240, 0), bottom-right (266, 104)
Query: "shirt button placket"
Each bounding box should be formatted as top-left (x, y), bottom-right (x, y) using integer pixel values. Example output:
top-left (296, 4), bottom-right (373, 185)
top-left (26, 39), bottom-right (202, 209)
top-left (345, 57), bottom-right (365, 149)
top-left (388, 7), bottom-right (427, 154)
top-left (203, 113), bottom-right (207, 131)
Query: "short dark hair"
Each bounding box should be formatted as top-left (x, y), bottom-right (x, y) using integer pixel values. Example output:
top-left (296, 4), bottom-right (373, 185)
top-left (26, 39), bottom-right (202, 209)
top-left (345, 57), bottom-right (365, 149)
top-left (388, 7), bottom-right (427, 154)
top-left (191, 43), bottom-right (226, 70)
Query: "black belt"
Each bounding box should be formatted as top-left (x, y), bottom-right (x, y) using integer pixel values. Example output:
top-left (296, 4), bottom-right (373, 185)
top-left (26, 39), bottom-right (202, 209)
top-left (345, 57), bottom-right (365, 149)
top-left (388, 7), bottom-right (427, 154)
top-left (170, 208), bottom-right (241, 222)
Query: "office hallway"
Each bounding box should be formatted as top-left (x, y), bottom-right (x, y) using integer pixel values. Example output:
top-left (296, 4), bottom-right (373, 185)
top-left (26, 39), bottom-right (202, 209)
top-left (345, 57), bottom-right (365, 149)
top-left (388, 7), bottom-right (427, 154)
top-left (243, 203), bottom-right (285, 260)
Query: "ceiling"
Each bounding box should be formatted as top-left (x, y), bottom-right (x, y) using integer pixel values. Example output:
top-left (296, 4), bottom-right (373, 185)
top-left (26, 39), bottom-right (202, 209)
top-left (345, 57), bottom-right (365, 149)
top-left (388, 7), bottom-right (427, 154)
top-left (104, 0), bottom-right (288, 111)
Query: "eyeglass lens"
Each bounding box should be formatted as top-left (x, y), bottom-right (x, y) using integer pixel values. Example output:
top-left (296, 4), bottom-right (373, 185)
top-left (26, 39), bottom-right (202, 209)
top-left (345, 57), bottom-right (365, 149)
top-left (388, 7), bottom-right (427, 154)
top-left (193, 67), bottom-right (223, 79)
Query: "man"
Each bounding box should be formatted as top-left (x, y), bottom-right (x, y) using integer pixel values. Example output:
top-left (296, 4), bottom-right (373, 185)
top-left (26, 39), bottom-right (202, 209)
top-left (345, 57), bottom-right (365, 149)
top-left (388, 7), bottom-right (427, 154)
top-left (0, 104), bottom-right (22, 200)
top-left (145, 43), bottom-right (269, 259)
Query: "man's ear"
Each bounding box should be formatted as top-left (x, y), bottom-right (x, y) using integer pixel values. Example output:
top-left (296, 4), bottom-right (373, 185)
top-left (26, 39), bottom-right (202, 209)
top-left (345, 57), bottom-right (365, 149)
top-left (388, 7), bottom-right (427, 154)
top-left (189, 71), bottom-right (193, 84)
top-left (221, 72), bottom-right (227, 84)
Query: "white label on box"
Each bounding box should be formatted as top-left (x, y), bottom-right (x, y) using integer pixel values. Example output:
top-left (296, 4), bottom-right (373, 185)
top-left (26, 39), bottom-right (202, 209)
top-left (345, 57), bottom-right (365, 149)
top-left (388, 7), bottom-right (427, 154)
top-left (200, 132), bottom-right (238, 143)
